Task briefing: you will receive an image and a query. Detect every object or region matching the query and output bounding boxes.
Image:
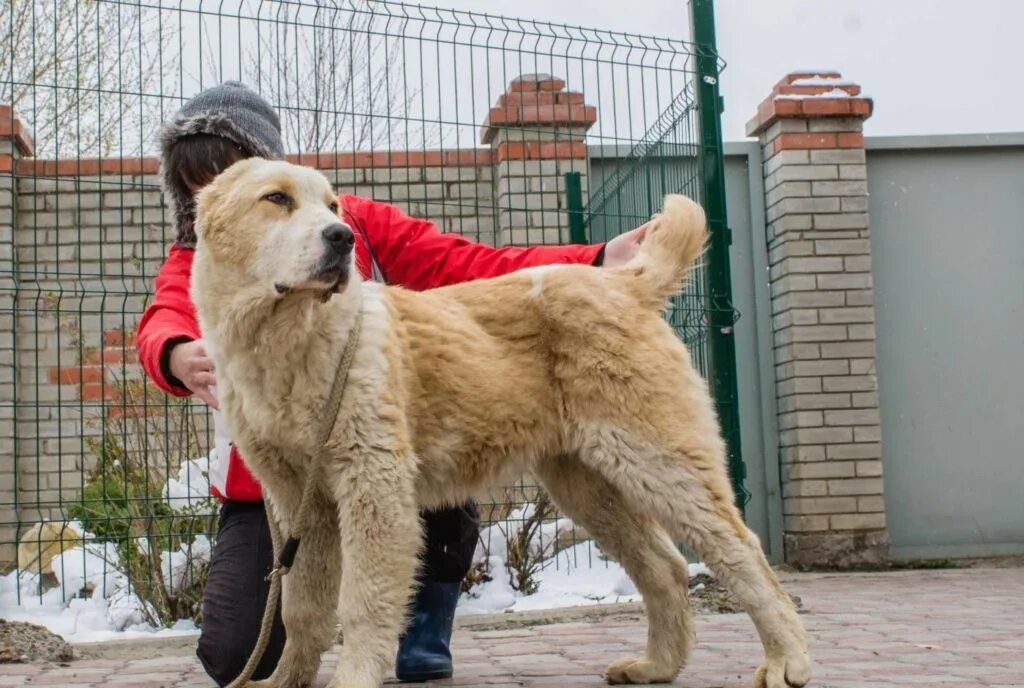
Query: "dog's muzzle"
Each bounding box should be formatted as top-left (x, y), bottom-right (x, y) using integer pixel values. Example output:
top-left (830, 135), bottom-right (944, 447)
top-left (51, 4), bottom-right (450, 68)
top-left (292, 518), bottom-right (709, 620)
top-left (310, 222), bottom-right (354, 291)
top-left (322, 223), bottom-right (355, 257)
top-left (274, 223), bottom-right (355, 297)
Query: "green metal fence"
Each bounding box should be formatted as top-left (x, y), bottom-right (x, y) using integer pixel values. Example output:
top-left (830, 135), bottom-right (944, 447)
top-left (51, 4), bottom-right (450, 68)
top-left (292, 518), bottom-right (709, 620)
top-left (0, 0), bottom-right (738, 632)
top-left (574, 0), bottom-right (745, 511)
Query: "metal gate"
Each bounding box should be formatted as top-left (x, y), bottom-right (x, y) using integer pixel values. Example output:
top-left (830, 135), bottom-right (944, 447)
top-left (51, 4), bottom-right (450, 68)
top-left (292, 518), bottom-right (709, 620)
top-left (0, 0), bottom-right (741, 629)
top-left (574, 0), bottom-right (746, 510)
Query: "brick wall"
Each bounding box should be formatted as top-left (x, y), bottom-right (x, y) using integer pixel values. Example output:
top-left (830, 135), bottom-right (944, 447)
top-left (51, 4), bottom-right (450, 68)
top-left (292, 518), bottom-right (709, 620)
top-left (0, 76), bottom-right (596, 562)
top-left (747, 71), bottom-right (888, 567)
top-left (11, 166), bottom-right (186, 545)
top-left (1, 107), bottom-right (32, 557)
top-left (483, 74), bottom-right (595, 246)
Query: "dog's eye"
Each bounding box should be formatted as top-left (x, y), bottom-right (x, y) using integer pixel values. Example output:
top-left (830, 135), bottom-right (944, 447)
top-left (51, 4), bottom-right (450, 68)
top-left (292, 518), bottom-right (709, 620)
top-left (328, 201), bottom-right (339, 214)
top-left (263, 192), bottom-right (291, 206)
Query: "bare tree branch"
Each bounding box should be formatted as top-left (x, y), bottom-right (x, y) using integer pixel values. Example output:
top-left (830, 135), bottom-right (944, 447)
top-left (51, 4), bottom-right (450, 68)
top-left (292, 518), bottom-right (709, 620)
top-left (1, 1), bottom-right (439, 158)
top-left (1, 0), bottom-right (173, 157)
top-left (241, 2), bottom-right (429, 154)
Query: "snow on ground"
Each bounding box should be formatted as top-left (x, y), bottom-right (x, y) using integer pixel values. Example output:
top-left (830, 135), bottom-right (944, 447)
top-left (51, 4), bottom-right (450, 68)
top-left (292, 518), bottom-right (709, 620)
top-left (458, 507), bottom-right (712, 616)
top-left (458, 543), bottom-right (639, 615)
top-left (3, 459), bottom-right (712, 640)
top-left (159, 534), bottom-right (212, 596)
top-left (458, 543), bottom-right (712, 615)
top-left (0, 457), bottom-right (215, 643)
top-left (475, 503), bottom-right (573, 564)
top-left (0, 531), bottom-right (202, 643)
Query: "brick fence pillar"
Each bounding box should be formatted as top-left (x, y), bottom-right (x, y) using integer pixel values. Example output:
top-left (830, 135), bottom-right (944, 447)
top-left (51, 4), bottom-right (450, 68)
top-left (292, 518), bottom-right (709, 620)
top-left (0, 105), bottom-right (33, 561)
top-left (746, 72), bottom-right (888, 567)
top-left (481, 74), bottom-right (596, 246)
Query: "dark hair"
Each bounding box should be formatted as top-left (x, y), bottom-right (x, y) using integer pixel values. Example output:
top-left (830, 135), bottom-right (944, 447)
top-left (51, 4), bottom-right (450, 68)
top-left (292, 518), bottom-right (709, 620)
top-left (163, 134), bottom-right (251, 244)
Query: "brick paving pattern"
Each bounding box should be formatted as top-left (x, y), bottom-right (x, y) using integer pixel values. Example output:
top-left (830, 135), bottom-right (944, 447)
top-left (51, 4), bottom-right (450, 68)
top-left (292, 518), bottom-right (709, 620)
top-left (1, 567), bottom-right (1022, 687)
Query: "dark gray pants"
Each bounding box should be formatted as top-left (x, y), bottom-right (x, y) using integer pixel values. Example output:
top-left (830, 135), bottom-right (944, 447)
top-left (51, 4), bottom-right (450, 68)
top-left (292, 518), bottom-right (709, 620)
top-left (196, 500), bottom-right (479, 687)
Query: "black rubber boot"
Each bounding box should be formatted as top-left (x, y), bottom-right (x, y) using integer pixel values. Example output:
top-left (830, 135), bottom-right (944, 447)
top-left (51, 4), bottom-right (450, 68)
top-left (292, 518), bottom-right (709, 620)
top-left (395, 581), bottom-right (460, 682)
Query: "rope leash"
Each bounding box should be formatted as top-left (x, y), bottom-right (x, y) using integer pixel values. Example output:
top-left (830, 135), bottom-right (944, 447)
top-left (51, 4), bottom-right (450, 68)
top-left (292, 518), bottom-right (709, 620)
top-left (225, 308), bottom-right (364, 688)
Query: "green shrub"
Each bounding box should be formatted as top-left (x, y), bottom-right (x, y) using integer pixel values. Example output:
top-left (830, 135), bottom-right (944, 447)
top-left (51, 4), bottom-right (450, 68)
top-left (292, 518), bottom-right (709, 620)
top-left (65, 378), bottom-right (218, 627)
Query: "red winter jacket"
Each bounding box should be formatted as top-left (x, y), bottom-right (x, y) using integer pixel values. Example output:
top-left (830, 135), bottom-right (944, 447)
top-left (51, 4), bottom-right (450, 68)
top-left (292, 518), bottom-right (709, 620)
top-left (137, 194), bottom-right (605, 502)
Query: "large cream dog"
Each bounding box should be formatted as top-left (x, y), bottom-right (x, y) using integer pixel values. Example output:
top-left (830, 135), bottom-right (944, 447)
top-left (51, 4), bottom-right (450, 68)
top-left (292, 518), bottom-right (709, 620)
top-left (191, 158), bottom-right (810, 688)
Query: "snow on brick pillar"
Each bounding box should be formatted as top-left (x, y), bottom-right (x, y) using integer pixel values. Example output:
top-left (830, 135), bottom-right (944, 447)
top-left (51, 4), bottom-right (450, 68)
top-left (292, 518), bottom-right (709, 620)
top-left (746, 71), bottom-right (889, 568)
top-left (482, 74), bottom-right (596, 246)
top-left (0, 105), bottom-right (33, 561)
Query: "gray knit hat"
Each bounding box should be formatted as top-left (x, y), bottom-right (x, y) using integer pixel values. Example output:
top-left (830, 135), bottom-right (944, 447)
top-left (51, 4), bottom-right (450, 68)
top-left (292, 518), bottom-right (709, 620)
top-left (159, 81), bottom-right (285, 246)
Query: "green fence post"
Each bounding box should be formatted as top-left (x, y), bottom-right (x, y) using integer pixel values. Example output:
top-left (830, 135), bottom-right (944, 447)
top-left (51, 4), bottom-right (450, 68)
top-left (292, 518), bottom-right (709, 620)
top-left (689, 0), bottom-right (748, 514)
top-left (564, 172), bottom-right (588, 245)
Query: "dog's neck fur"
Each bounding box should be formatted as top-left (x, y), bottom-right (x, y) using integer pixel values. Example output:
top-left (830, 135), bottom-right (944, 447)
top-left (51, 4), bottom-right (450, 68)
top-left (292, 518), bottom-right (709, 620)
top-left (193, 262), bottom-right (364, 390)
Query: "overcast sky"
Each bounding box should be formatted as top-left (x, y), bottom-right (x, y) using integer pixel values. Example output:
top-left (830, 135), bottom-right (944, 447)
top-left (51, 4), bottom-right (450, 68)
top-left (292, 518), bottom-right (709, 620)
top-left (429, 0), bottom-right (1022, 141)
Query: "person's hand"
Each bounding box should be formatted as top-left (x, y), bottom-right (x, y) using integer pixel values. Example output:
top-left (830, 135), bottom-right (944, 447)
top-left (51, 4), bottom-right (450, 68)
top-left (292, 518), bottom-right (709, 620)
top-left (169, 339), bottom-right (219, 410)
top-left (601, 221), bottom-right (651, 267)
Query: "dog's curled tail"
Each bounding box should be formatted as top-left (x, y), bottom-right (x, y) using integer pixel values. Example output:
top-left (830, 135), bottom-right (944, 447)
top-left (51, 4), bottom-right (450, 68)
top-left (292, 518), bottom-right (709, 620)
top-left (625, 193), bottom-right (708, 303)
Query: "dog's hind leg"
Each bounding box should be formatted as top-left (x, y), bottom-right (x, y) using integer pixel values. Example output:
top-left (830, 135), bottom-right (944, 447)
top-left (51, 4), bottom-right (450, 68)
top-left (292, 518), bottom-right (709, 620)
top-left (579, 428), bottom-right (810, 688)
top-left (323, 450), bottom-right (422, 688)
top-left (533, 455), bottom-right (694, 685)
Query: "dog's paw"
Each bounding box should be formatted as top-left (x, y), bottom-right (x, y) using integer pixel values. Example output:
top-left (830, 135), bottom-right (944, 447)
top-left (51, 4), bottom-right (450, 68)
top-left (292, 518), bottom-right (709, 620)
top-left (324, 680), bottom-right (375, 688)
top-left (754, 650), bottom-right (811, 688)
top-left (604, 656), bottom-right (678, 684)
top-left (324, 663), bottom-right (381, 688)
top-left (244, 666), bottom-right (314, 688)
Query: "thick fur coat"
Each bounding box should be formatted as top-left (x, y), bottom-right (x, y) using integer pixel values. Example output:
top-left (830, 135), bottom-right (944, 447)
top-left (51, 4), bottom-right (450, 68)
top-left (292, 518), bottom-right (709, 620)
top-left (190, 159), bottom-right (811, 688)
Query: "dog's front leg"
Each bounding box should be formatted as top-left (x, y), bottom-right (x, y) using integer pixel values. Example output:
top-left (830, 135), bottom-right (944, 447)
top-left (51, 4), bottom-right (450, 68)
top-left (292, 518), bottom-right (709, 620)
top-left (251, 486), bottom-right (341, 688)
top-left (324, 450), bottom-right (422, 688)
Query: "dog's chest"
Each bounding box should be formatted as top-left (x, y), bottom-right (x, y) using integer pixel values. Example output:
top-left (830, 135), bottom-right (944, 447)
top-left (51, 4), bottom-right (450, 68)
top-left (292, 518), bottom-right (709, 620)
top-left (219, 308), bottom-right (396, 466)
top-left (222, 365), bottom-right (330, 455)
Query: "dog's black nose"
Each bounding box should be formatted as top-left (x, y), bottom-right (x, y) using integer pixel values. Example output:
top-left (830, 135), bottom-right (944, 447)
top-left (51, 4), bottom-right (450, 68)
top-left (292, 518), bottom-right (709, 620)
top-left (322, 223), bottom-right (355, 252)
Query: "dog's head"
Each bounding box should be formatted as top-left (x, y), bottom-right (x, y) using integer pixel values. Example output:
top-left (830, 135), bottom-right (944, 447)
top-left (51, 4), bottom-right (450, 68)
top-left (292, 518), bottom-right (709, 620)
top-left (193, 158), bottom-right (355, 303)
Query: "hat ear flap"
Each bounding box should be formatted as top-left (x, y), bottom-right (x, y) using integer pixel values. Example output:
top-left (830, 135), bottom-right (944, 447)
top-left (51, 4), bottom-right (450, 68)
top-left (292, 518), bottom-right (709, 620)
top-left (159, 157), bottom-right (198, 247)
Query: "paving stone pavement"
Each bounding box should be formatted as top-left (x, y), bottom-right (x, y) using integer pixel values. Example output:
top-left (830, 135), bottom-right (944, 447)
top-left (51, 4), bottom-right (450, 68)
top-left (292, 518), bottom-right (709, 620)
top-left (1, 567), bottom-right (1022, 688)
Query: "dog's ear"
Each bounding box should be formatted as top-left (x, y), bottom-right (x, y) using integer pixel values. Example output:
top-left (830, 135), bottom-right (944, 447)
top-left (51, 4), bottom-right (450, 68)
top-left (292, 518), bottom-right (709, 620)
top-left (194, 181), bottom-right (228, 244)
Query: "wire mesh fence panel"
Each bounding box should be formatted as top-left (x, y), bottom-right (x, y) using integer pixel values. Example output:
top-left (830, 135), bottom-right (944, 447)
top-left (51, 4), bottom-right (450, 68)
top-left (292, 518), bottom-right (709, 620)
top-left (585, 90), bottom-right (709, 371)
top-left (0, 0), bottom-right (722, 628)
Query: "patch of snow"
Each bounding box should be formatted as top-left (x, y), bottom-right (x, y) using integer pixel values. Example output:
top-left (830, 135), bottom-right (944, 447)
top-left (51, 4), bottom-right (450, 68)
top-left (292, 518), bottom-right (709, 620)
top-left (512, 543), bottom-right (642, 612)
top-left (159, 534), bottom-right (212, 595)
top-left (458, 555), bottom-right (518, 614)
top-left (104, 586), bottom-right (159, 632)
top-left (777, 88), bottom-right (859, 100)
top-left (458, 543), bottom-right (639, 615)
top-left (790, 76), bottom-right (855, 87)
top-left (458, 540), bottom-right (714, 616)
top-left (611, 571), bottom-right (638, 597)
top-left (1, 456), bottom-right (216, 643)
top-left (688, 561), bottom-right (713, 578)
top-left (49, 538), bottom-right (122, 603)
top-left (473, 504), bottom-right (573, 565)
top-left (171, 618), bottom-right (199, 632)
top-left (0, 535), bottom-right (201, 642)
top-left (164, 456), bottom-right (217, 514)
